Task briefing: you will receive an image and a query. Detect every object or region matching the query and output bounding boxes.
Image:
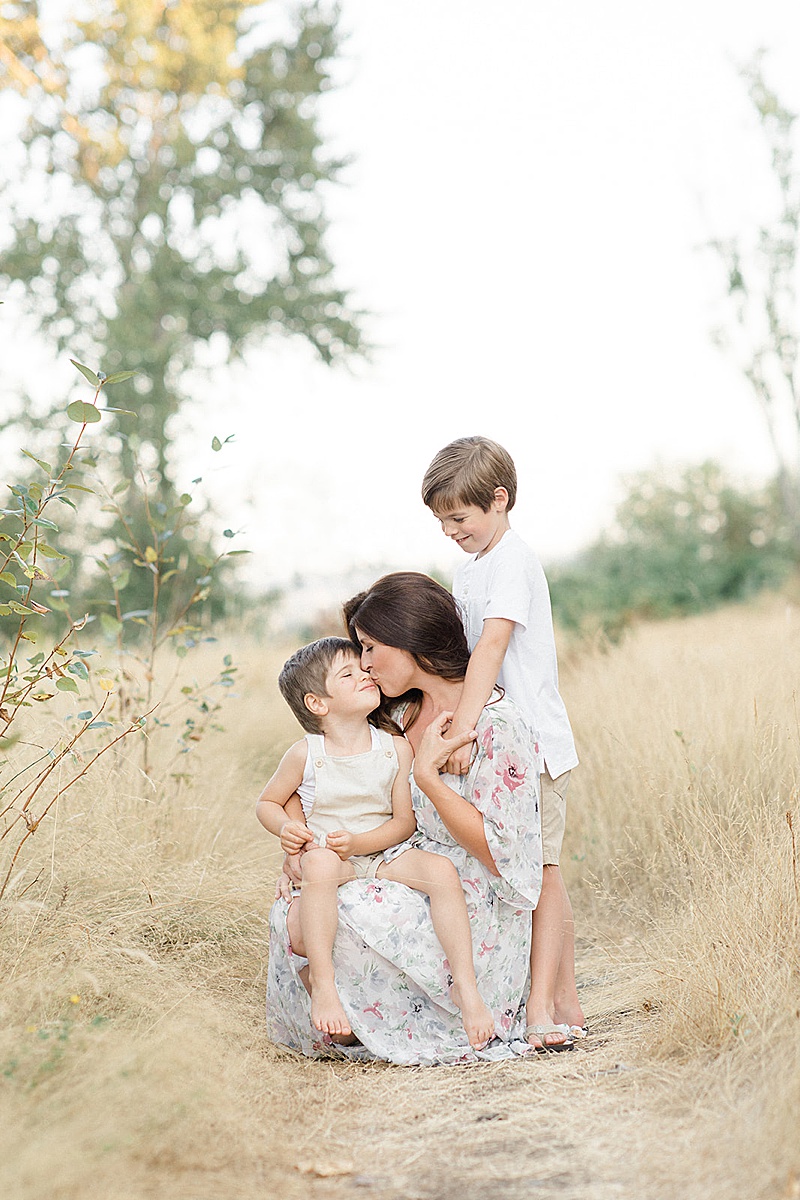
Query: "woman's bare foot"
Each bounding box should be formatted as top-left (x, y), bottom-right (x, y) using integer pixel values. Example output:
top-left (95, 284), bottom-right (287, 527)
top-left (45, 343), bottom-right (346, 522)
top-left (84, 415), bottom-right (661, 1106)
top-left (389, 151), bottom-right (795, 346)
top-left (310, 980), bottom-right (352, 1036)
top-left (328, 1030), bottom-right (360, 1046)
top-left (452, 982), bottom-right (495, 1049)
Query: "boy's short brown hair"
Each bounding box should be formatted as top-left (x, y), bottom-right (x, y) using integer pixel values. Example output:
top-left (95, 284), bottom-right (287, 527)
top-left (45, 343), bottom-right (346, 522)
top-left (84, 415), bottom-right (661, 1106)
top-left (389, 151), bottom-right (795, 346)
top-left (421, 436), bottom-right (517, 513)
top-left (278, 636), bottom-right (357, 734)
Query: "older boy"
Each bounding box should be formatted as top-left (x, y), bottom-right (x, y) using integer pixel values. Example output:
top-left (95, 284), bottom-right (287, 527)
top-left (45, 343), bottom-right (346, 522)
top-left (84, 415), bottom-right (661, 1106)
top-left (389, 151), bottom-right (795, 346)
top-left (421, 436), bottom-right (585, 1051)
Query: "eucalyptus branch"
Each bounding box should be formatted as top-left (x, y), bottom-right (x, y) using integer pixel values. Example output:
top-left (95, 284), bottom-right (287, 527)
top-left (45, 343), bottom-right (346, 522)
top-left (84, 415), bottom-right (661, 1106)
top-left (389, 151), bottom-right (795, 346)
top-left (0, 705), bottom-right (154, 902)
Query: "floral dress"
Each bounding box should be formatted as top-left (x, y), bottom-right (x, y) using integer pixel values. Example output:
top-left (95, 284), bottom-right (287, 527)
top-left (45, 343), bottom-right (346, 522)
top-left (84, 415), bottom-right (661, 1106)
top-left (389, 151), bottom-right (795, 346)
top-left (266, 696), bottom-right (542, 1066)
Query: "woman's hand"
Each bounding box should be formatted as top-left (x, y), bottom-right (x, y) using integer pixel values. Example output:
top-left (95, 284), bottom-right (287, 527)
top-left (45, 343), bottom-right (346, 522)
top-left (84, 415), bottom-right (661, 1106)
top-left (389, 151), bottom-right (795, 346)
top-left (274, 852), bottom-right (304, 901)
top-left (415, 711), bottom-right (477, 782)
top-left (444, 737), bottom-right (477, 777)
top-left (412, 712), bottom-right (497, 874)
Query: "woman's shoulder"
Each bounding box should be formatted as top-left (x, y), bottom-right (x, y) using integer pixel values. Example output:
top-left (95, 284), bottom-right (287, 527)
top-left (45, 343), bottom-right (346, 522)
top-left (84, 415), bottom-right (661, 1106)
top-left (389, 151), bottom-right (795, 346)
top-left (477, 693), bottom-right (535, 740)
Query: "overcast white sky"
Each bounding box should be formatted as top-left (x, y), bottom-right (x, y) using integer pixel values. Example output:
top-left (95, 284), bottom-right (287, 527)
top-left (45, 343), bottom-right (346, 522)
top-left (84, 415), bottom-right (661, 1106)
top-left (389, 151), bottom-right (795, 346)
top-left (200, 0), bottom-right (800, 589)
top-left (4, 0), bottom-right (800, 592)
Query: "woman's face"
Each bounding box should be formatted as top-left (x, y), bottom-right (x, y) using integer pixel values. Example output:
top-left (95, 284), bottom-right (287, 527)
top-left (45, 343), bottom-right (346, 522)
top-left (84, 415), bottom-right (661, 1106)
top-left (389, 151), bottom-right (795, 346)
top-left (355, 628), bottom-right (417, 698)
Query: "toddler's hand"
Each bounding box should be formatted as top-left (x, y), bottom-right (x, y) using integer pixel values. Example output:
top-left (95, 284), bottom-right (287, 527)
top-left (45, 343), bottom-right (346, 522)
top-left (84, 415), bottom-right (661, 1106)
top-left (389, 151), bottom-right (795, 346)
top-left (325, 829), bottom-right (355, 861)
top-left (280, 819), bottom-right (314, 855)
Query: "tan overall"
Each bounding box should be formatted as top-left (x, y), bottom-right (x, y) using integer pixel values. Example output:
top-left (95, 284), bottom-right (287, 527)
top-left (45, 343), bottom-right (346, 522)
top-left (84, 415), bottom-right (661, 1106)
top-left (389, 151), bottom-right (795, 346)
top-left (305, 727), bottom-right (399, 879)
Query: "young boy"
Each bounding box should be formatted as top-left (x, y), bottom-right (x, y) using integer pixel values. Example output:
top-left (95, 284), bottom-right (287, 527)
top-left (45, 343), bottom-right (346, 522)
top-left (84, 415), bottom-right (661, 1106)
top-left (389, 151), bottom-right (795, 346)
top-left (421, 436), bottom-right (585, 1051)
top-left (256, 636), bottom-right (495, 1050)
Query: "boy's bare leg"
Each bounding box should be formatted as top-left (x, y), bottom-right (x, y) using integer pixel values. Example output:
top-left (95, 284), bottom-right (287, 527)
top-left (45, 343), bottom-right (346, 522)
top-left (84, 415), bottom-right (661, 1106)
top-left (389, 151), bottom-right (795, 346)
top-left (378, 849), bottom-right (495, 1049)
top-left (526, 864), bottom-right (571, 1048)
top-left (553, 883), bottom-right (586, 1030)
top-left (299, 848), bottom-right (355, 1036)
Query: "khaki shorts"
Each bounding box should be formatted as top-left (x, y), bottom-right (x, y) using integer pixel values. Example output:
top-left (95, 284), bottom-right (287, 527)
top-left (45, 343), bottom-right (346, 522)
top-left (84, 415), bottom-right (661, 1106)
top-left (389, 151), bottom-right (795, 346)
top-left (348, 852), bottom-right (385, 880)
top-left (540, 770), bottom-right (571, 866)
top-left (312, 834), bottom-right (385, 880)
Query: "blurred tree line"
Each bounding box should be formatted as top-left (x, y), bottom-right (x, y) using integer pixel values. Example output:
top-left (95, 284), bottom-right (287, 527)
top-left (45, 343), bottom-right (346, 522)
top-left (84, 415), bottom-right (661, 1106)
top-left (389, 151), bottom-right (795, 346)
top-left (549, 460), bottom-right (797, 636)
top-left (551, 55), bottom-right (800, 638)
top-left (0, 0), bottom-right (361, 624)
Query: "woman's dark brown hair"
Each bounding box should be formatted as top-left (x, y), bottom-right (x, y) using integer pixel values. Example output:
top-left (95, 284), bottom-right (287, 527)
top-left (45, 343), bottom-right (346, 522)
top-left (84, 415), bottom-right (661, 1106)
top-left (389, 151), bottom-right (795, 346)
top-left (343, 572), bottom-right (470, 731)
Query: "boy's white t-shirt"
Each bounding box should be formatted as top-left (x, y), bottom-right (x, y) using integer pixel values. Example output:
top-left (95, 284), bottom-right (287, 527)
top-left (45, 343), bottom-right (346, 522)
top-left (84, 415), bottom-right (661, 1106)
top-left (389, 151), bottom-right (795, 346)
top-left (453, 528), bottom-right (578, 779)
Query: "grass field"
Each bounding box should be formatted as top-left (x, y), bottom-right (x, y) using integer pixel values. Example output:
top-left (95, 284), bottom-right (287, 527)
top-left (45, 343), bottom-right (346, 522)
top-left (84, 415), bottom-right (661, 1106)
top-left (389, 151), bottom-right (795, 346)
top-left (1, 593), bottom-right (798, 1200)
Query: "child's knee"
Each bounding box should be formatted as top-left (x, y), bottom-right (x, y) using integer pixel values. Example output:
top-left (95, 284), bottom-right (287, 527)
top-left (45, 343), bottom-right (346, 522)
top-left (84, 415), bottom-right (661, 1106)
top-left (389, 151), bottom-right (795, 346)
top-left (424, 852), bottom-right (460, 887)
top-left (300, 847), bottom-right (342, 881)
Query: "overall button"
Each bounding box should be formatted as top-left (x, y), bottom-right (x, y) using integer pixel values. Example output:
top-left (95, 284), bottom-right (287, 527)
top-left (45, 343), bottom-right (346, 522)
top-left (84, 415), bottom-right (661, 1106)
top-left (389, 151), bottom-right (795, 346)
top-left (314, 759), bottom-right (324, 768)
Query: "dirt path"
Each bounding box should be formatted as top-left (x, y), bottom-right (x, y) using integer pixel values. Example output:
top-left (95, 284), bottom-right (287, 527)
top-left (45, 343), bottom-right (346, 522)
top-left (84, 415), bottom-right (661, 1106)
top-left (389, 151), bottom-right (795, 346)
top-left (2, 889), bottom-right (771, 1200)
top-left (251, 1009), bottom-right (701, 1200)
top-left (233, 941), bottom-right (713, 1200)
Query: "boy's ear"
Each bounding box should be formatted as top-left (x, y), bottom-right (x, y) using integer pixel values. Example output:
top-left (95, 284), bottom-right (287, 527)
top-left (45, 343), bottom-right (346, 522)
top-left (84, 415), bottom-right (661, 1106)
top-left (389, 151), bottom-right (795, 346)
top-left (492, 486), bottom-right (510, 512)
top-left (304, 692), bottom-right (328, 718)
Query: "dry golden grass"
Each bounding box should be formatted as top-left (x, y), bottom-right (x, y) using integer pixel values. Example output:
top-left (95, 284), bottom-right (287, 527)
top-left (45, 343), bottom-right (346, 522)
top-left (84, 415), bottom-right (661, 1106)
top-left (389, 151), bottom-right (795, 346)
top-left (1, 601), bottom-right (799, 1200)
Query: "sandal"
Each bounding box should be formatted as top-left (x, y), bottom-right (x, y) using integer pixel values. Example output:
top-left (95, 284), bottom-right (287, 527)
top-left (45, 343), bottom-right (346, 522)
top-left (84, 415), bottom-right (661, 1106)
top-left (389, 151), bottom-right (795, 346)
top-left (567, 1024), bottom-right (589, 1040)
top-left (525, 1023), bottom-right (574, 1052)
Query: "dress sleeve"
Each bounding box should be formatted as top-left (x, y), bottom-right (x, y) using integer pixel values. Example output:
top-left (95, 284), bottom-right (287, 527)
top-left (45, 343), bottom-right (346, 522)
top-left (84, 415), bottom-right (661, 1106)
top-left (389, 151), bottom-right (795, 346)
top-left (466, 701), bottom-right (542, 909)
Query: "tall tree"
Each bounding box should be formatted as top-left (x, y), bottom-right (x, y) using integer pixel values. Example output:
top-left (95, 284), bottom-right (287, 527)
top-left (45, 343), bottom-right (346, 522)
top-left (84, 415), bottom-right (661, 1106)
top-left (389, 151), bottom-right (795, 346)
top-left (708, 52), bottom-right (800, 537)
top-left (0, 0), bottom-right (362, 489)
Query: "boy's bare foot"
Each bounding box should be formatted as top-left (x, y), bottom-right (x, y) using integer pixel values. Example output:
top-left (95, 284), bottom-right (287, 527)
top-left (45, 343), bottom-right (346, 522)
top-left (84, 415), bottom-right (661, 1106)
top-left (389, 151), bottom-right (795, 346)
top-left (310, 981), bottom-right (352, 1036)
top-left (452, 982), bottom-right (495, 1050)
top-left (555, 1005), bottom-right (587, 1033)
top-left (525, 1003), bottom-right (571, 1050)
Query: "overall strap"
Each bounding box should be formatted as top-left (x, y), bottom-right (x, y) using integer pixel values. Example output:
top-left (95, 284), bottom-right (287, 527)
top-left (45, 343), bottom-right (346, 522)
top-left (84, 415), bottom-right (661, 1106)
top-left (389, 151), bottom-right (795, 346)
top-left (305, 733), bottom-right (326, 762)
top-left (375, 727), bottom-right (395, 753)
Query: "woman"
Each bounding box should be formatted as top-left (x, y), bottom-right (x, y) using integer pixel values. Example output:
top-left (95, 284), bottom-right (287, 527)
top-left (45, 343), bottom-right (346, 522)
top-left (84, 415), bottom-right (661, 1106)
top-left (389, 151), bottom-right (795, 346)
top-left (267, 573), bottom-right (543, 1065)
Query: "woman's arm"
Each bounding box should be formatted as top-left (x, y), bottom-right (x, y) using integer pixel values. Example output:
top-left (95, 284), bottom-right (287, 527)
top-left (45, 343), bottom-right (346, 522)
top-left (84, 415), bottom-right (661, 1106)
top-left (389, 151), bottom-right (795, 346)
top-left (412, 713), bottom-right (499, 875)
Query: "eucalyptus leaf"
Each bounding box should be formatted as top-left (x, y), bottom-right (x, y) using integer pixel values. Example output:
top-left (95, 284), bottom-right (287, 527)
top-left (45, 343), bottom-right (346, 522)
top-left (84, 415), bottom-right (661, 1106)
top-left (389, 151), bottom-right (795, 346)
top-left (67, 401), bottom-right (102, 425)
top-left (21, 450), bottom-right (52, 474)
top-left (70, 359), bottom-right (100, 386)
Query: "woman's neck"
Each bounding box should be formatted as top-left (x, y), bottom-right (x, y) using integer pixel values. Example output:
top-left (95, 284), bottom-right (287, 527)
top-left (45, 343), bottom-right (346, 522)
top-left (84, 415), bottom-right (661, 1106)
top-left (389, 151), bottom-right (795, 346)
top-left (405, 675), bottom-right (464, 748)
top-left (418, 675), bottom-right (463, 713)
